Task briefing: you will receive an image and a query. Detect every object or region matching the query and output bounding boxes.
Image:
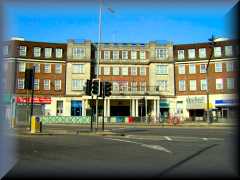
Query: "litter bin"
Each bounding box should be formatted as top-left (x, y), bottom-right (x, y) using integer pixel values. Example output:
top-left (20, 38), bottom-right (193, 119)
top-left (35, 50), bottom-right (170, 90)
top-left (31, 116), bottom-right (41, 133)
top-left (128, 116), bottom-right (134, 123)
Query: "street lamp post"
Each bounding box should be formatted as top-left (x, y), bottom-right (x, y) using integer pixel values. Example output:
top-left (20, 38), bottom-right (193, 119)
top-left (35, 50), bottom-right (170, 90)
top-left (206, 35), bottom-right (216, 124)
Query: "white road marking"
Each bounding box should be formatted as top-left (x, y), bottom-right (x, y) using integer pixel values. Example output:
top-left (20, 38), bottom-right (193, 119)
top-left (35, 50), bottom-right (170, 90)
top-left (164, 136), bottom-right (172, 141)
top-left (203, 138), bottom-right (208, 141)
top-left (104, 137), bottom-right (172, 153)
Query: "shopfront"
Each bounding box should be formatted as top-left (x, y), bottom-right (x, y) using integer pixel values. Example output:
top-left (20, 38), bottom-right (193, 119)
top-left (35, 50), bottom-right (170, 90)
top-left (160, 99), bottom-right (169, 120)
top-left (215, 99), bottom-right (238, 121)
top-left (186, 96), bottom-right (205, 121)
top-left (71, 100), bottom-right (82, 116)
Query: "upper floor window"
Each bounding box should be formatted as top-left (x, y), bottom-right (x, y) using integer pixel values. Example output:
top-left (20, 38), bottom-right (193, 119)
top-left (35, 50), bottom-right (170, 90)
top-left (226, 62), bottom-right (234, 72)
top-left (131, 82), bottom-right (137, 92)
top-left (199, 48), bottom-right (206, 58)
top-left (34, 79), bottom-right (39, 90)
top-left (33, 47), bottom-right (41, 57)
top-left (44, 64), bottom-right (51, 73)
top-left (44, 48), bottom-right (52, 58)
top-left (131, 67), bottom-right (137, 75)
top-left (55, 64), bottom-right (62, 73)
top-left (214, 47), bottom-right (222, 57)
top-left (122, 51), bottom-right (128, 60)
top-left (43, 79), bottom-right (51, 90)
top-left (104, 51), bottom-right (110, 60)
top-left (140, 51), bottom-right (146, 60)
top-left (216, 78), bottom-right (223, 90)
top-left (112, 67), bottom-right (119, 75)
top-left (200, 79), bottom-right (207, 91)
top-left (131, 51), bottom-right (137, 60)
top-left (156, 65), bottom-right (168, 75)
top-left (73, 47), bottom-right (85, 58)
top-left (156, 48), bottom-right (168, 59)
top-left (189, 64), bottom-right (196, 74)
top-left (55, 48), bottom-right (63, 58)
top-left (72, 79), bottom-right (84, 91)
top-left (19, 46), bottom-right (27, 56)
top-left (179, 80), bottom-right (185, 91)
top-left (215, 63), bottom-right (222, 72)
top-left (72, 64), bottom-right (84, 74)
top-left (227, 78), bottom-right (234, 89)
top-left (177, 50), bottom-right (184, 60)
top-left (225, 46), bottom-right (233, 57)
top-left (104, 67), bottom-right (110, 75)
top-left (188, 49), bottom-right (195, 59)
top-left (121, 67), bottom-right (128, 76)
top-left (3, 45), bottom-right (9, 56)
top-left (55, 80), bottom-right (62, 90)
top-left (113, 51), bottom-right (119, 60)
top-left (17, 78), bottom-right (24, 89)
top-left (156, 80), bottom-right (168, 91)
top-left (189, 80), bottom-right (197, 91)
top-left (34, 64), bottom-right (40, 73)
top-left (18, 62), bottom-right (26, 72)
top-left (200, 64), bottom-right (207, 73)
top-left (140, 67), bottom-right (146, 76)
top-left (178, 64), bottom-right (185, 74)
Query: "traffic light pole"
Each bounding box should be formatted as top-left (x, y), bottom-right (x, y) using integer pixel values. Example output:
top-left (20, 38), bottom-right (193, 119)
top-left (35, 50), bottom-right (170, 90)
top-left (91, 95), bottom-right (93, 131)
top-left (30, 67), bottom-right (35, 131)
top-left (102, 82), bottom-right (105, 131)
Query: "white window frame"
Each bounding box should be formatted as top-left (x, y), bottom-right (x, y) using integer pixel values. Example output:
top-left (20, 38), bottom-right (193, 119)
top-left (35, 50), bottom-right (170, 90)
top-left (189, 64), bottom-right (196, 74)
top-left (55, 48), bottom-right (63, 58)
top-left (214, 47), bottom-right (222, 57)
top-left (131, 67), bottom-right (137, 76)
top-left (3, 45), bottom-right (9, 56)
top-left (140, 67), bottom-right (146, 76)
top-left (72, 47), bottom-right (85, 58)
top-left (44, 64), bottom-right (51, 73)
top-left (179, 80), bottom-right (185, 91)
top-left (131, 82), bottom-right (137, 92)
top-left (121, 67), bottom-right (128, 76)
top-left (72, 64), bottom-right (84, 74)
top-left (156, 80), bottom-right (168, 91)
top-left (72, 79), bottom-right (84, 91)
top-left (200, 64), bottom-right (207, 73)
top-left (34, 79), bottom-right (39, 90)
top-left (122, 51), bottom-right (128, 60)
top-left (189, 80), bottom-right (197, 91)
top-left (112, 81), bottom-right (119, 92)
top-left (178, 64), bottom-right (185, 74)
top-left (33, 47), bottom-right (41, 57)
top-left (19, 46), bottom-right (27, 56)
top-left (43, 80), bottom-right (50, 90)
top-left (156, 48), bottom-right (168, 59)
top-left (131, 51), bottom-right (137, 60)
top-left (199, 48), bottom-right (206, 58)
top-left (140, 82), bottom-right (146, 92)
top-left (188, 49), bottom-right (195, 59)
top-left (55, 80), bottom-right (62, 91)
top-left (104, 67), bottom-right (110, 75)
top-left (113, 51), bottom-right (119, 60)
top-left (34, 64), bottom-right (40, 73)
top-left (140, 51), bottom-right (146, 60)
top-left (17, 78), bottom-right (24, 89)
top-left (226, 62), bottom-right (234, 72)
top-left (215, 63), bottom-right (222, 72)
top-left (216, 78), bottom-right (223, 90)
top-left (225, 46), bottom-right (233, 57)
top-left (44, 48), bottom-right (52, 58)
top-left (227, 78), bottom-right (234, 89)
top-left (18, 62), bottom-right (26, 72)
top-left (156, 65), bottom-right (168, 75)
top-left (177, 50), bottom-right (185, 60)
top-left (200, 79), bottom-right (207, 91)
top-left (112, 67), bottom-right (119, 75)
top-left (55, 63), bottom-right (62, 74)
top-left (104, 50), bottom-right (110, 60)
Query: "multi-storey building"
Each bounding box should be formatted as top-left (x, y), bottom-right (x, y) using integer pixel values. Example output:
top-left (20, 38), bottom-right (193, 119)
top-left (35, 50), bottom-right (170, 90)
top-left (174, 39), bottom-right (239, 121)
top-left (93, 41), bottom-right (175, 122)
top-left (3, 38), bottom-right (67, 124)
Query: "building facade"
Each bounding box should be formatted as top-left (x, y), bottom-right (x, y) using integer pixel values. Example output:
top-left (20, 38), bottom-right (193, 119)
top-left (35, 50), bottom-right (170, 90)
top-left (174, 39), bottom-right (239, 121)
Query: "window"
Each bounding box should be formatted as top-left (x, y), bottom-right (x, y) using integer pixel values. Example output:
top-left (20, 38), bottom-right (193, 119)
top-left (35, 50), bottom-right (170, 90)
top-left (227, 78), bottom-right (234, 89)
top-left (113, 51), bottom-right (119, 60)
top-left (131, 82), bottom-right (137, 92)
top-left (189, 80), bottom-right (197, 91)
top-left (199, 48), bottom-right (206, 58)
top-left (156, 48), bottom-right (168, 59)
top-left (73, 47), bottom-right (85, 58)
top-left (104, 51), bottom-right (110, 60)
top-left (189, 64), bottom-right (196, 74)
top-left (18, 62), bottom-right (26, 72)
top-left (140, 67), bottom-right (146, 76)
top-left (112, 67), bottom-right (119, 75)
top-left (177, 50), bottom-right (184, 60)
top-left (178, 64), bottom-right (185, 74)
top-left (179, 80), bottom-right (185, 91)
top-left (43, 80), bottom-right (50, 90)
top-left (225, 46), bottom-right (233, 56)
top-left (131, 67), bottom-right (137, 75)
top-left (72, 64), bottom-right (84, 74)
top-left (216, 79), bottom-right (223, 90)
top-left (3, 45), bottom-right (9, 56)
top-left (200, 79), bottom-right (207, 90)
top-left (55, 48), bottom-right (63, 58)
top-left (112, 81), bottom-right (119, 92)
top-left (55, 80), bottom-right (61, 90)
top-left (44, 48), bottom-right (52, 58)
top-left (17, 78), bottom-right (24, 89)
top-left (226, 62), bottom-right (234, 72)
top-left (188, 49), bottom-right (195, 59)
top-left (34, 64), bottom-right (40, 73)
top-left (156, 80), bottom-right (168, 91)
top-left (200, 64), bottom-right (207, 73)
top-left (122, 51), bottom-right (128, 60)
top-left (55, 64), bottom-right (62, 73)
top-left (44, 64), bottom-right (51, 73)
top-left (140, 51), bottom-right (146, 60)
top-left (215, 63), bottom-right (222, 72)
top-left (214, 47), bottom-right (222, 57)
top-left (131, 51), bottom-right (137, 60)
top-left (120, 81), bottom-right (128, 92)
top-left (104, 67), bottom-right (110, 75)
top-left (33, 47), bottom-right (41, 57)
top-left (72, 79), bottom-right (84, 90)
top-left (121, 67), bottom-right (128, 75)
top-left (19, 46), bottom-right (27, 56)
top-left (34, 79), bottom-right (39, 90)
top-left (140, 82), bottom-right (146, 92)
top-left (156, 65), bottom-right (168, 75)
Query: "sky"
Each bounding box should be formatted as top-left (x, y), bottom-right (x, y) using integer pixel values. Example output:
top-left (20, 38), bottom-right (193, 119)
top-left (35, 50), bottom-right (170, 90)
top-left (2, 0), bottom-right (239, 44)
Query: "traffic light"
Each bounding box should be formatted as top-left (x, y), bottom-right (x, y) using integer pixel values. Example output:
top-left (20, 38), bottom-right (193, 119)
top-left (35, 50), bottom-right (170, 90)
top-left (104, 81), bottom-right (112, 97)
top-left (92, 79), bottom-right (100, 96)
top-left (85, 80), bottom-right (92, 95)
top-left (25, 68), bottom-right (34, 90)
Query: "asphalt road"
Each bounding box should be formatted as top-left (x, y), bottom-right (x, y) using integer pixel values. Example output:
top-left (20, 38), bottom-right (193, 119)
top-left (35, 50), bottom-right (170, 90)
top-left (3, 127), bottom-right (239, 178)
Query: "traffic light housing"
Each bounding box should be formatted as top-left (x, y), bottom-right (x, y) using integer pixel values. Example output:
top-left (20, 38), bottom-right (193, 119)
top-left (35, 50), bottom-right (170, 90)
top-left (104, 81), bottom-right (112, 97)
top-left (25, 68), bottom-right (34, 90)
top-left (85, 80), bottom-right (92, 95)
top-left (92, 79), bottom-right (100, 96)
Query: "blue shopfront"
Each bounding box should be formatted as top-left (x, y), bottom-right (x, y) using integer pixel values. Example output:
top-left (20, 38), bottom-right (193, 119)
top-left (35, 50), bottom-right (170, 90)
top-left (215, 99), bottom-right (238, 120)
top-left (71, 100), bottom-right (82, 116)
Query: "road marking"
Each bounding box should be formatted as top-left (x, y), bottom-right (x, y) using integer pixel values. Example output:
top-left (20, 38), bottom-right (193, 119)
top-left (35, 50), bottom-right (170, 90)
top-left (164, 136), bottom-right (172, 141)
top-left (202, 138), bottom-right (208, 141)
top-left (104, 137), bottom-right (172, 154)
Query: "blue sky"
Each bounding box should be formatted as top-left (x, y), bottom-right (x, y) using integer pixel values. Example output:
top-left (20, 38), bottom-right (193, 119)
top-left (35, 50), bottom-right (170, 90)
top-left (2, 0), bottom-right (239, 44)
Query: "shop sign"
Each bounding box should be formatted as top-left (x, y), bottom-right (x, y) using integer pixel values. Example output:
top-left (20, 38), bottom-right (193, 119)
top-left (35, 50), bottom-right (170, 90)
top-left (186, 97), bottom-right (205, 109)
top-left (215, 99), bottom-right (238, 106)
top-left (160, 99), bottom-right (169, 108)
top-left (16, 97), bottom-right (51, 104)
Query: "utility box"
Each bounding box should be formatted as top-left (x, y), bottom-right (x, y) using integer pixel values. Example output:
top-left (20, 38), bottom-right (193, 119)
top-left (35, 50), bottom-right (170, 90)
top-left (31, 116), bottom-right (41, 133)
